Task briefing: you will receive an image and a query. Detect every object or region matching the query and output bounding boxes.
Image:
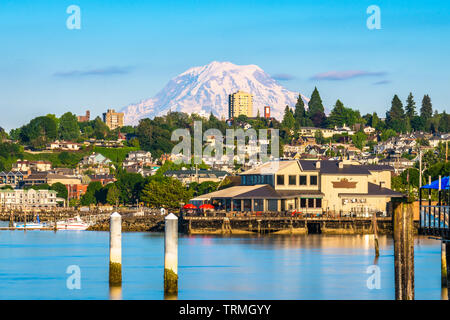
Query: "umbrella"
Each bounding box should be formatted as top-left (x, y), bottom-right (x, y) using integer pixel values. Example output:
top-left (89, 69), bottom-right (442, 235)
top-left (199, 204), bottom-right (215, 209)
top-left (183, 204), bottom-right (197, 209)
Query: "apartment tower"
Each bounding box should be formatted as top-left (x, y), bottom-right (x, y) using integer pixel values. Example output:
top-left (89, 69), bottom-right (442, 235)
top-left (228, 90), bottom-right (253, 119)
top-left (102, 109), bottom-right (124, 130)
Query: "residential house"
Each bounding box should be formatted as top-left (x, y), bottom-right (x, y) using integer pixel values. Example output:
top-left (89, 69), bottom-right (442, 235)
top-left (11, 160), bottom-right (52, 172)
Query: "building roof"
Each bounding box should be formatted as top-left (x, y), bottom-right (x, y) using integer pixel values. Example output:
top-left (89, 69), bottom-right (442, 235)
top-left (364, 165), bottom-right (395, 172)
top-left (299, 160), bottom-right (371, 175)
top-left (240, 161), bottom-right (298, 175)
top-left (192, 184), bottom-right (324, 200)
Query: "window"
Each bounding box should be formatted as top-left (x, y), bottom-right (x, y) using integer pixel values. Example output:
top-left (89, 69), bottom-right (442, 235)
top-left (316, 198), bottom-right (322, 208)
top-left (300, 198), bottom-right (307, 208)
top-left (288, 175), bottom-right (296, 185)
top-left (308, 198), bottom-right (315, 208)
top-left (277, 175), bottom-right (285, 185)
top-left (310, 175), bottom-right (318, 186)
top-left (299, 175), bottom-right (307, 185)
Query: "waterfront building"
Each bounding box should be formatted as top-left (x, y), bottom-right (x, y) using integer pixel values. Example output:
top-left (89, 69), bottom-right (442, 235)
top-left (0, 189), bottom-right (58, 209)
top-left (102, 109), bottom-right (124, 130)
top-left (189, 160), bottom-right (402, 216)
top-left (228, 90), bottom-right (253, 119)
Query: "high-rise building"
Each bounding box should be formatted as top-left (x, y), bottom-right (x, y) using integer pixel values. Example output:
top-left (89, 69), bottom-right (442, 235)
top-left (102, 109), bottom-right (124, 130)
top-left (228, 90), bottom-right (253, 119)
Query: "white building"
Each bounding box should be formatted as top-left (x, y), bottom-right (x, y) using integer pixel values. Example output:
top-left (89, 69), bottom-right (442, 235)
top-left (0, 189), bottom-right (58, 209)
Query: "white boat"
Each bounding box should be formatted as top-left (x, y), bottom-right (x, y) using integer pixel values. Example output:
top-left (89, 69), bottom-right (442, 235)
top-left (13, 222), bottom-right (46, 230)
top-left (13, 213), bottom-right (46, 230)
top-left (55, 216), bottom-right (90, 231)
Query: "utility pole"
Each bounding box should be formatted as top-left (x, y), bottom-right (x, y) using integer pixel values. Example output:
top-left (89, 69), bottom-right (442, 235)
top-left (446, 140), bottom-right (448, 163)
top-left (419, 149), bottom-right (422, 188)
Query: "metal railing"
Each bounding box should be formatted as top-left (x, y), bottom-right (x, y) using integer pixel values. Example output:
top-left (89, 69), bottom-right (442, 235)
top-left (420, 205), bottom-right (450, 230)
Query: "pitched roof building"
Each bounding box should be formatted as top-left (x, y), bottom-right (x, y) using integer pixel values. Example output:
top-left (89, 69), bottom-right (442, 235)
top-left (189, 160), bottom-right (402, 216)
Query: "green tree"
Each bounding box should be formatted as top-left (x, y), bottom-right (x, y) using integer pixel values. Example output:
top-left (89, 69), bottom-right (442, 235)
top-left (438, 112), bottom-right (450, 133)
top-left (281, 106), bottom-right (295, 129)
top-left (293, 94), bottom-right (308, 128)
top-left (59, 112), bottom-right (80, 141)
top-left (386, 95), bottom-right (407, 133)
top-left (405, 92), bottom-right (417, 119)
top-left (140, 177), bottom-right (190, 208)
top-left (106, 184), bottom-right (120, 206)
top-left (352, 132), bottom-right (367, 150)
top-left (51, 182), bottom-right (68, 200)
top-left (381, 129), bottom-right (397, 141)
top-left (420, 94), bottom-right (433, 122)
top-left (307, 87), bottom-right (326, 127)
top-left (314, 130), bottom-right (325, 145)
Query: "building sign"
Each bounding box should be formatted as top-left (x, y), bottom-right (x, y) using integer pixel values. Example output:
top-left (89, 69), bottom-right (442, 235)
top-left (332, 178), bottom-right (357, 189)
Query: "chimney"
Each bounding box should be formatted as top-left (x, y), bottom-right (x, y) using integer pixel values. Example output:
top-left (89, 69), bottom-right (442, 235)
top-left (338, 162), bottom-right (344, 169)
top-left (316, 161), bottom-right (321, 169)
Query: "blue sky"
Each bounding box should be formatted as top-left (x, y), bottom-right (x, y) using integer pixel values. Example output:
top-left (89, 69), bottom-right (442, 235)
top-left (0, 0), bottom-right (449, 130)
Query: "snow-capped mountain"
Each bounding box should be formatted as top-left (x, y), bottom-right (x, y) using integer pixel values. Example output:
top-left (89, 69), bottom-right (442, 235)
top-left (121, 61), bottom-right (308, 125)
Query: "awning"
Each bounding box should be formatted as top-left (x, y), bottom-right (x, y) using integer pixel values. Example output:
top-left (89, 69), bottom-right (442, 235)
top-left (420, 176), bottom-right (450, 190)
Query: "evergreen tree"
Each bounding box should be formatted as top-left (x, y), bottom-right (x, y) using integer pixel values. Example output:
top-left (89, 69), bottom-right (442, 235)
top-left (307, 87), bottom-right (326, 127)
top-left (438, 112), bottom-right (450, 132)
top-left (281, 105), bottom-right (295, 129)
top-left (386, 95), bottom-right (407, 133)
top-left (293, 95), bottom-right (307, 128)
top-left (420, 94), bottom-right (433, 121)
top-left (405, 92), bottom-right (417, 119)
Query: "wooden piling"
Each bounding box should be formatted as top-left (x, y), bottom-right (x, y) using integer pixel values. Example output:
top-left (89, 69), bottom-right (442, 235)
top-left (9, 211), bottom-right (13, 228)
top-left (109, 212), bottom-right (122, 286)
top-left (393, 201), bottom-right (415, 300)
top-left (446, 241), bottom-right (450, 300)
top-left (442, 242), bottom-right (447, 288)
top-left (164, 213), bottom-right (178, 295)
top-left (372, 212), bottom-right (379, 257)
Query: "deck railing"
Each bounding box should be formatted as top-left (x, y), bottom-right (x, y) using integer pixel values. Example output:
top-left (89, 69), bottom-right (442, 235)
top-left (419, 205), bottom-right (450, 231)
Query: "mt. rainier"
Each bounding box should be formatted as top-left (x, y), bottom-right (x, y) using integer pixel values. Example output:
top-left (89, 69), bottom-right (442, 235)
top-left (121, 61), bottom-right (308, 125)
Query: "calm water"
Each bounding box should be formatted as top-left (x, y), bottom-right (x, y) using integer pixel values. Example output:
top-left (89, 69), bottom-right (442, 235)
top-left (0, 220), bottom-right (446, 300)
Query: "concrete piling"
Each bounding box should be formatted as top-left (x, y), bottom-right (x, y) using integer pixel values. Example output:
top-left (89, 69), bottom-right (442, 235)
top-left (109, 212), bottom-right (122, 286)
top-left (164, 213), bottom-right (178, 295)
top-left (393, 201), bottom-right (415, 300)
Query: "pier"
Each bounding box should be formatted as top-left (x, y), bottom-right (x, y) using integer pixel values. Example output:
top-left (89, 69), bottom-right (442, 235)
top-left (180, 214), bottom-right (404, 235)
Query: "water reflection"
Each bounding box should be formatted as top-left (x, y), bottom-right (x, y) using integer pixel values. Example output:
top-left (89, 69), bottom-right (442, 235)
top-left (0, 231), bottom-right (445, 300)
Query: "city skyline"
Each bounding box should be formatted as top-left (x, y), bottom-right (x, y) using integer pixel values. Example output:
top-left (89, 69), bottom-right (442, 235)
top-left (1, 0), bottom-right (449, 131)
